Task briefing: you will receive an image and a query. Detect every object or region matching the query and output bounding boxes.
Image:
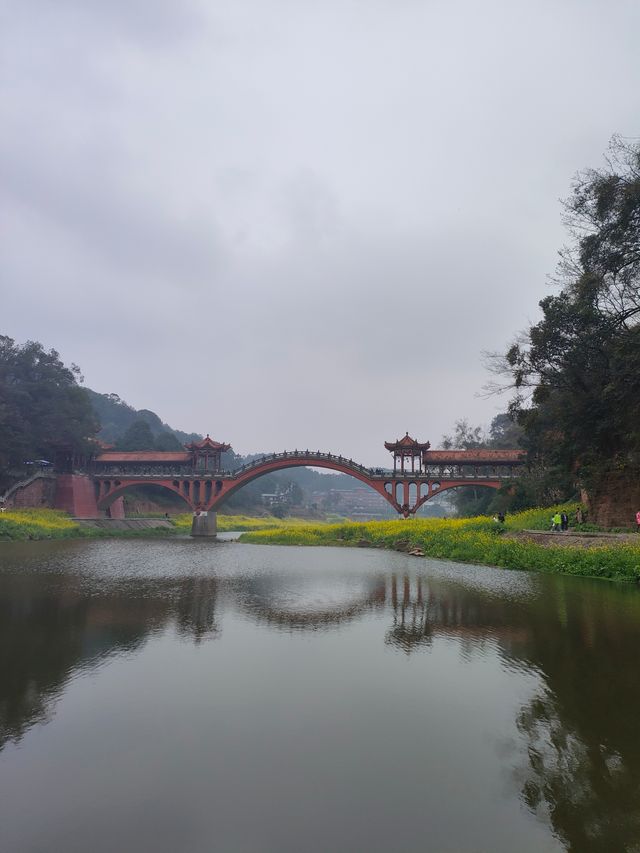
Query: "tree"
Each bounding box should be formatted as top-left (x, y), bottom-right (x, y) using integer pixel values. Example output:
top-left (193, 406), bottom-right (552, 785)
top-left (488, 412), bottom-right (524, 449)
top-left (439, 414), bottom-right (523, 516)
top-left (441, 418), bottom-right (486, 450)
top-left (154, 431), bottom-right (183, 451)
top-left (496, 136), bottom-right (640, 524)
top-left (0, 336), bottom-right (97, 474)
top-left (115, 419), bottom-right (157, 451)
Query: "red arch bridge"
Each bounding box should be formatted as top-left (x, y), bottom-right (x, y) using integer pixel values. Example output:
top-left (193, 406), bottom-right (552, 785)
top-left (89, 435), bottom-right (526, 532)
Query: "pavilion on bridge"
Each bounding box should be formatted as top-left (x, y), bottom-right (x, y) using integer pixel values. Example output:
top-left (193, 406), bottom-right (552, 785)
top-left (384, 433), bottom-right (431, 474)
top-left (185, 436), bottom-right (231, 472)
top-left (93, 434), bottom-right (231, 474)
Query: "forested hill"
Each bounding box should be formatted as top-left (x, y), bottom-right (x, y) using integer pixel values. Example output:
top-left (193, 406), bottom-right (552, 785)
top-left (85, 388), bottom-right (356, 509)
top-left (86, 390), bottom-right (202, 447)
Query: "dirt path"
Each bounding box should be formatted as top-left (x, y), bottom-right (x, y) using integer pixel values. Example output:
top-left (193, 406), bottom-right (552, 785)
top-left (508, 529), bottom-right (639, 549)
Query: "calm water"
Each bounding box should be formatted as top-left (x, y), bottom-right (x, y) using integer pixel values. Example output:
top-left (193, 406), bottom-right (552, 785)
top-left (1, 538), bottom-right (640, 853)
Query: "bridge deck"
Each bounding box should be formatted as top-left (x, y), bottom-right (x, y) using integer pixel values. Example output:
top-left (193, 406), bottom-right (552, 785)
top-left (93, 449), bottom-right (523, 480)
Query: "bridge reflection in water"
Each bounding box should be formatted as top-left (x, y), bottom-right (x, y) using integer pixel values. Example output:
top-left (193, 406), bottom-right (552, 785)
top-left (2, 540), bottom-right (639, 852)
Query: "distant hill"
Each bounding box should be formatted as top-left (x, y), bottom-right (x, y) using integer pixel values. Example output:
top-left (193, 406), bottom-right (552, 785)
top-left (86, 390), bottom-right (203, 446)
top-left (86, 388), bottom-right (362, 512)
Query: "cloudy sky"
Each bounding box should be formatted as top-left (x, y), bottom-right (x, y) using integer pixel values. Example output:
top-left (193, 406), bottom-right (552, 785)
top-left (2, 0), bottom-right (639, 464)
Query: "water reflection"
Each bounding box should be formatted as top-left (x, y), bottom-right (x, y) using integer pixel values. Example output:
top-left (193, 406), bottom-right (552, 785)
top-left (508, 590), bottom-right (640, 853)
top-left (175, 577), bottom-right (221, 642)
top-left (235, 574), bottom-right (387, 630)
top-left (2, 541), bottom-right (640, 851)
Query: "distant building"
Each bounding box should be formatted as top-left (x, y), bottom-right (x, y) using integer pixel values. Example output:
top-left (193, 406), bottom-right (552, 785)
top-left (261, 483), bottom-right (294, 510)
top-left (313, 488), bottom-right (395, 520)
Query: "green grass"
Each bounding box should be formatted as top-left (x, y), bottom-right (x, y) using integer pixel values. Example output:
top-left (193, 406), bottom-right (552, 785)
top-left (239, 503), bottom-right (640, 583)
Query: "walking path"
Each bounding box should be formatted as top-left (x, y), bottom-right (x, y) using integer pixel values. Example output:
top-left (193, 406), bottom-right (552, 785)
top-left (509, 529), bottom-right (639, 548)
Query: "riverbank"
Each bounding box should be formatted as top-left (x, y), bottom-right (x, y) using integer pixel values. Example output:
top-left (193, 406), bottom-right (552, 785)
top-left (0, 510), bottom-right (319, 541)
top-left (6, 507), bottom-right (640, 583)
top-left (239, 504), bottom-right (640, 582)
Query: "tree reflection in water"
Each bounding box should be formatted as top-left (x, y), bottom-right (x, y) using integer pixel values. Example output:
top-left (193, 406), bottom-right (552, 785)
top-left (515, 691), bottom-right (640, 852)
top-left (2, 556), bottom-right (640, 851)
top-left (506, 578), bottom-right (640, 853)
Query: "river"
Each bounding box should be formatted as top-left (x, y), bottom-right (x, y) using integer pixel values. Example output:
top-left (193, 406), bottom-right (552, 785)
top-left (1, 537), bottom-right (639, 852)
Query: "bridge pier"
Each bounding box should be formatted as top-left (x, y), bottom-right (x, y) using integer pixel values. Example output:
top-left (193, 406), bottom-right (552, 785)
top-left (191, 511), bottom-right (217, 537)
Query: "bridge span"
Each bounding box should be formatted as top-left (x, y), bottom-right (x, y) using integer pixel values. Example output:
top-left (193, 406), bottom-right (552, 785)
top-left (90, 435), bottom-right (526, 529)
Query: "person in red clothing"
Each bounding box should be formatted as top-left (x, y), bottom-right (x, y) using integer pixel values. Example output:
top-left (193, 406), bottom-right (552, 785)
top-left (636, 510), bottom-right (640, 531)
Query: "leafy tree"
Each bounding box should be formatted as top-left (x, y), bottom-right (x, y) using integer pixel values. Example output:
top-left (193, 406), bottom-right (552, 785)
top-left (85, 389), bottom-right (202, 446)
top-left (115, 419), bottom-right (157, 451)
top-left (438, 414), bottom-right (524, 516)
top-left (0, 336), bottom-right (97, 474)
top-left (488, 412), bottom-right (524, 449)
top-left (154, 431), bottom-right (184, 451)
top-left (288, 481), bottom-right (304, 505)
top-left (495, 136), bottom-right (640, 524)
top-left (441, 418), bottom-right (486, 450)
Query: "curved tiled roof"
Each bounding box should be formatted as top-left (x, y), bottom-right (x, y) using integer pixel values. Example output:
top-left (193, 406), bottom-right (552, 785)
top-left (95, 451), bottom-right (191, 463)
top-left (385, 432), bottom-right (431, 452)
top-left (423, 449), bottom-right (525, 463)
top-left (185, 434), bottom-right (231, 452)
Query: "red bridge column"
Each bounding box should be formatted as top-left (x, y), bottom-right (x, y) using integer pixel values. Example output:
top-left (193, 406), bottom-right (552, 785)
top-left (55, 474), bottom-right (100, 518)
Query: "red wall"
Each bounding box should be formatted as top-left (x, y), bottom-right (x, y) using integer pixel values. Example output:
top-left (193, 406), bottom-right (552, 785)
top-left (54, 475), bottom-right (100, 518)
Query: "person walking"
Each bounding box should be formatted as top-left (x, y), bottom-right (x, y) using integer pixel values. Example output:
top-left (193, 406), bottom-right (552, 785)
top-left (636, 509), bottom-right (640, 532)
top-left (551, 512), bottom-right (562, 532)
top-left (561, 511), bottom-right (569, 531)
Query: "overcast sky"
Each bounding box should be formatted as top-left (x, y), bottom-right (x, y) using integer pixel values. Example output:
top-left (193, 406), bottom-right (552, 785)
top-left (2, 0), bottom-right (639, 464)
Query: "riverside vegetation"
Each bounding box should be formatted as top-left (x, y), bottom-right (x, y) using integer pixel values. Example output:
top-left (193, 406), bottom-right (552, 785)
top-left (4, 506), bottom-right (640, 582)
top-left (0, 510), bottom-right (332, 541)
top-left (239, 504), bottom-right (640, 583)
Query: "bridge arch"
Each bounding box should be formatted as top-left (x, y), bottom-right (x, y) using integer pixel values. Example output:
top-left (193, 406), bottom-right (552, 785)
top-left (204, 454), bottom-right (396, 513)
top-left (424, 481), bottom-right (503, 508)
top-left (234, 576), bottom-right (387, 630)
top-left (427, 481), bottom-right (502, 497)
top-left (96, 480), bottom-right (195, 513)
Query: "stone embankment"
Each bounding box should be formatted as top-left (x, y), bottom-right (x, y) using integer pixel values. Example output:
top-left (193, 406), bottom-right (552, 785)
top-left (1, 472), bottom-right (57, 508)
top-left (74, 518), bottom-right (174, 531)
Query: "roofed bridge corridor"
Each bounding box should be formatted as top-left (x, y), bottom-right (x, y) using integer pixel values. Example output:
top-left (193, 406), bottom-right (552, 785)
top-left (79, 433), bottom-right (526, 536)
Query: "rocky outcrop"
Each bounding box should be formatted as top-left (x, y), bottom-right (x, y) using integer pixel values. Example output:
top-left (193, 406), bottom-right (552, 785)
top-left (585, 475), bottom-right (640, 528)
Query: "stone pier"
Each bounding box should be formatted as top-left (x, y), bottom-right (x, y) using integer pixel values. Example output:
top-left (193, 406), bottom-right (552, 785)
top-left (190, 511), bottom-right (217, 537)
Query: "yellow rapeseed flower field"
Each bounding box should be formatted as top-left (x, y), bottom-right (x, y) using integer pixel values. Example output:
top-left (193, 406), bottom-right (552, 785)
top-left (239, 503), bottom-right (640, 582)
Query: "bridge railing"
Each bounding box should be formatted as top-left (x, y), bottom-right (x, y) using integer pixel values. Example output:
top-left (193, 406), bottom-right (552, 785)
top-left (93, 450), bottom-right (521, 481)
top-left (232, 450), bottom-right (376, 479)
top-left (228, 450), bottom-right (521, 480)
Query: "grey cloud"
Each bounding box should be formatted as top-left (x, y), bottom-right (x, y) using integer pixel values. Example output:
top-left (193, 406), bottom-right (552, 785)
top-left (8, 0), bottom-right (207, 47)
top-left (2, 140), bottom-right (223, 287)
top-left (2, 0), bottom-right (640, 463)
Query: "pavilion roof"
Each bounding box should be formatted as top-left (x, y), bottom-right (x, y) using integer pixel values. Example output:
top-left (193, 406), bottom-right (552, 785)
top-left (95, 451), bottom-right (191, 463)
top-left (384, 433), bottom-right (431, 453)
top-left (185, 434), bottom-right (231, 452)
